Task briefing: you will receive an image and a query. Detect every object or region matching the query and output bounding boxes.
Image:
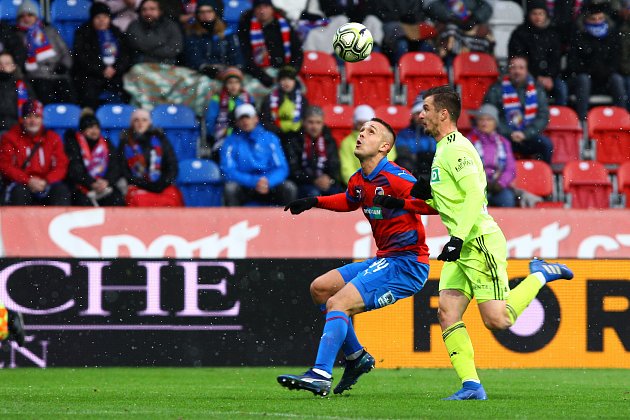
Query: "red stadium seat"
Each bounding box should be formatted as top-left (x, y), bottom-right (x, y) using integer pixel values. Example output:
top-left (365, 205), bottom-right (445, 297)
top-left (453, 52), bottom-right (499, 111)
top-left (375, 105), bottom-right (410, 132)
top-left (300, 51), bottom-right (341, 107)
top-left (587, 106), bottom-right (630, 166)
top-left (563, 161), bottom-right (612, 209)
top-left (398, 52), bottom-right (448, 106)
top-left (513, 160), bottom-right (563, 208)
top-left (457, 109), bottom-right (473, 137)
top-left (322, 104), bottom-right (354, 145)
top-left (544, 106), bottom-right (583, 167)
top-left (617, 161), bottom-right (630, 208)
top-left (345, 52), bottom-right (394, 108)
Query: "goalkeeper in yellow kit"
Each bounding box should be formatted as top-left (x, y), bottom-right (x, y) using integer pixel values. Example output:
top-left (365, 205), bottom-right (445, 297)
top-left (375, 86), bottom-right (573, 400)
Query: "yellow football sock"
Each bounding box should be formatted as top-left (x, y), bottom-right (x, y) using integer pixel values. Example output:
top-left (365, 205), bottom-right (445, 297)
top-left (442, 321), bottom-right (479, 384)
top-left (506, 274), bottom-right (544, 324)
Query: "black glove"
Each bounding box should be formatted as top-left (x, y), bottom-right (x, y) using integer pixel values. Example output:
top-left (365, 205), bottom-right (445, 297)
top-left (410, 175), bottom-right (432, 200)
top-left (284, 197), bottom-right (317, 215)
top-left (437, 236), bottom-right (464, 262)
top-left (373, 194), bottom-right (404, 209)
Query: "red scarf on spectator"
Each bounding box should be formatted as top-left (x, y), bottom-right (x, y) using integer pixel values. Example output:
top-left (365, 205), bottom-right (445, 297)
top-left (250, 12), bottom-right (291, 68)
top-left (302, 133), bottom-right (327, 177)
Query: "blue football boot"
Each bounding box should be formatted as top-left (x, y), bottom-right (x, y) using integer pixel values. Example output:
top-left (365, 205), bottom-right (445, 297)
top-left (333, 350), bottom-right (375, 394)
top-left (529, 258), bottom-right (574, 283)
top-left (277, 369), bottom-right (332, 397)
top-left (443, 384), bottom-right (488, 400)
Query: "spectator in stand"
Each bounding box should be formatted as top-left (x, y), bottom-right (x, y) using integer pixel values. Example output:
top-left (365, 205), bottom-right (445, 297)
top-left (64, 111), bottom-right (125, 207)
top-left (427, 0), bottom-right (494, 64)
top-left (395, 96), bottom-right (436, 179)
top-left (484, 55), bottom-right (553, 163)
top-left (260, 66), bottom-right (308, 138)
top-left (118, 109), bottom-right (184, 207)
top-left (0, 52), bottom-right (36, 136)
top-left (468, 103), bottom-right (516, 207)
top-left (73, 3), bottom-right (132, 111)
top-left (15, 0), bottom-right (75, 104)
top-left (0, 18), bottom-right (26, 68)
top-left (0, 100), bottom-right (71, 205)
top-left (183, 0), bottom-right (242, 77)
top-left (205, 67), bottom-right (253, 158)
top-left (546, 0), bottom-right (586, 44)
top-left (237, 0), bottom-right (303, 96)
top-left (338, 104), bottom-right (397, 185)
top-left (220, 103), bottom-right (297, 206)
top-left (567, 2), bottom-right (627, 120)
top-left (616, 0), bottom-right (630, 110)
top-left (284, 106), bottom-right (342, 198)
top-left (96, 0), bottom-right (141, 32)
top-left (508, 0), bottom-right (568, 106)
top-left (126, 0), bottom-right (183, 65)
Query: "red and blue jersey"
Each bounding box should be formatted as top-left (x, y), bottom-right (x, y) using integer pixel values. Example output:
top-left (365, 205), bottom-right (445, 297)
top-left (318, 158), bottom-right (432, 263)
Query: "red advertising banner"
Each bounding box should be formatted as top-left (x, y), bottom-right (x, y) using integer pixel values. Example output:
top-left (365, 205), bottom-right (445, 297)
top-left (1, 207), bottom-right (629, 258)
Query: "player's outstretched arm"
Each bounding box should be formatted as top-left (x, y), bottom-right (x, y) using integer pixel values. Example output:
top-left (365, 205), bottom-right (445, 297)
top-left (284, 193), bottom-right (360, 215)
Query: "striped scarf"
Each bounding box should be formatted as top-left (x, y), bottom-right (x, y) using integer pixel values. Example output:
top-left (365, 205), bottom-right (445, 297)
top-left (215, 88), bottom-right (252, 140)
top-left (97, 29), bottom-right (119, 66)
top-left (250, 12), bottom-right (291, 68)
top-left (16, 79), bottom-right (28, 118)
top-left (501, 75), bottom-right (538, 131)
top-left (19, 20), bottom-right (56, 71)
top-left (124, 135), bottom-right (163, 182)
top-left (269, 87), bottom-right (302, 130)
top-left (471, 128), bottom-right (507, 181)
top-left (76, 132), bottom-right (109, 179)
top-left (302, 133), bottom-right (328, 177)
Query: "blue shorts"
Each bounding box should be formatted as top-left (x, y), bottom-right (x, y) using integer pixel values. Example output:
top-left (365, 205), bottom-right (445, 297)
top-left (337, 254), bottom-right (429, 311)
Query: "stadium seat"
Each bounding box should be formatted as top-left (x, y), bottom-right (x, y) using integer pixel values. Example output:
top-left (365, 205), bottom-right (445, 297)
top-left (617, 161), bottom-right (630, 208)
top-left (488, 1), bottom-right (524, 63)
top-left (587, 106), bottom-right (630, 167)
top-left (177, 158), bottom-right (223, 207)
top-left (453, 52), bottom-right (499, 111)
top-left (96, 104), bottom-right (136, 148)
top-left (0, 0), bottom-right (34, 24)
top-left (151, 104), bottom-right (200, 161)
top-left (345, 52), bottom-right (394, 108)
top-left (544, 106), bottom-right (583, 167)
top-left (513, 160), bottom-right (563, 208)
top-left (43, 103), bottom-right (81, 139)
top-left (322, 104), bottom-right (353, 146)
top-left (50, 0), bottom-right (91, 47)
top-left (375, 105), bottom-right (410, 132)
top-left (397, 52), bottom-right (448, 106)
top-left (300, 50), bottom-right (340, 107)
top-left (457, 109), bottom-right (473, 137)
top-left (563, 160), bottom-right (612, 209)
top-left (223, 0), bottom-right (252, 33)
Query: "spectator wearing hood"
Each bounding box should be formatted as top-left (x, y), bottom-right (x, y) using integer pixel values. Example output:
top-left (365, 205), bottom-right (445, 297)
top-left (73, 2), bottom-right (132, 110)
top-left (0, 100), bottom-right (71, 205)
top-left (0, 52), bottom-right (36, 135)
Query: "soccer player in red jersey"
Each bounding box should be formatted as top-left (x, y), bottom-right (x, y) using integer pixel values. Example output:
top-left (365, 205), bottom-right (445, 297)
top-left (277, 117), bottom-right (436, 396)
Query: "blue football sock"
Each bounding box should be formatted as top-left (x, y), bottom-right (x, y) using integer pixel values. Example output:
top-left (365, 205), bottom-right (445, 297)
top-left (313, 311), bottom-right (349, 375)
top-left (341, 318), bottom-right (363, 358)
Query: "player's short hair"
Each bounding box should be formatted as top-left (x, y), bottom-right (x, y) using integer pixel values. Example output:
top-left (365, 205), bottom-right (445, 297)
top-left (370, 117), bottom-right (396, 147)
top-left (424, 85), bottom-right (461, 123)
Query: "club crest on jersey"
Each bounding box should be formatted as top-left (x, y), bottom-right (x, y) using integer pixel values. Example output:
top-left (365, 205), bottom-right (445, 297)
top-left (375, 186), bottom-right (384, 196)
top-left (455, 157), bottom-right (473, 172)
top-left (431, 167), bottom-right (440, 183)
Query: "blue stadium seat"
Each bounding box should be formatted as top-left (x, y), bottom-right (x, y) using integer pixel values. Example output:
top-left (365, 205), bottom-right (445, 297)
top-left (151, 104), bottom-right (200, 161)
top-left (96, 103), bottom-right (135, 148)
top-left (0, 0), bottom-right (36, 25)
top-left (43, 103), bottom-right (81, 139)
top-left (50, 0), bottom-right (91, 48)
top-left (223, 0), bottom-right (252, 33)
top-left (177, 159), bottom-right (223, 207)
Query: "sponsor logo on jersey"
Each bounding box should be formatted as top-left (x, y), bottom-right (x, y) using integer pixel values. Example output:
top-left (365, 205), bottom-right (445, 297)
top-left (430, 167), bottom-right (440, 183)
top-left (454, 157), bottom-right (473, 172)
top-left (377, 291), bottom-right (396, 307)
top-left (354, 186), bottom-right (363, 200)
top-left (363, 206), bottom-right (383, 219)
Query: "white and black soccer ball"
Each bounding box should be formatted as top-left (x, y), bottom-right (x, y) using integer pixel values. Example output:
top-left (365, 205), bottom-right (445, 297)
top-left (332, 22), bottom-right (374, 63)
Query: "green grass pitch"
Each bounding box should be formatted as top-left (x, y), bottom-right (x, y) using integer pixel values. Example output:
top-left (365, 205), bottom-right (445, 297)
top-left (1, 368), bottom-right (628, 419)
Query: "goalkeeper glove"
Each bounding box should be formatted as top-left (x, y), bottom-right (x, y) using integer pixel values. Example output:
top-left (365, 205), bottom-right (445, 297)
top-left (373, 194), bottom-right (404, 209)
top-left (410, 175), bottom-right (432, 200)
top-left (437, 236), bottom-right (464, 262)
top-left (284, 197), bottom-right (317, 215)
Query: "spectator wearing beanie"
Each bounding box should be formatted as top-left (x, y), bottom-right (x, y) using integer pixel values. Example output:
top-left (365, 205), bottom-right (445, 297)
top-left (125, 0), bottom-right (183, 65)
top-left (0, 51), bottom-right (36, 135)
top-left (15, 0), bottom-right (75, 104)
top-left (509, 0), bottom-right (568, 106)
top-left (64, 111), bottom-right (125, 206)
top-left (0, 100), bottom-right (71, 206)
top-left (237, 0), bottom-right (303, 89)
top-left (95, 0), bottom-right (141, 32)
top-left (72, 2), bottom-right (132, 110)
top-left (260, 65), bottom-right (309, 138)
top-left (183, 0), bottom-right (242, 74)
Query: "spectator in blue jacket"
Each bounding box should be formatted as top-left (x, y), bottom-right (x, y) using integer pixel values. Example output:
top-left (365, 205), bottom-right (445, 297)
top-left (220, 103), bottom-right (297, 206)
top-left (394, 97), bottom-right (436, 178)
top-left (183, 0), bottom-right (242, 76)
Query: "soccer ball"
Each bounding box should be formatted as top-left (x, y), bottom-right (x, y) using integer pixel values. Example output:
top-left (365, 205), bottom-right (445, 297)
top-left (332, 22), bottom-right (373, 63)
